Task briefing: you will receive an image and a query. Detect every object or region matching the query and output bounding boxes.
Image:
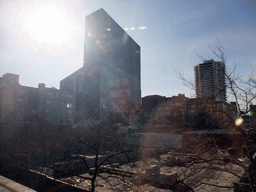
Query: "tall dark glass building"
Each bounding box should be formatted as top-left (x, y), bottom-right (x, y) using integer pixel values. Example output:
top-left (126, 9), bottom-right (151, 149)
top-left (60, 9), bottom-right (141, 122)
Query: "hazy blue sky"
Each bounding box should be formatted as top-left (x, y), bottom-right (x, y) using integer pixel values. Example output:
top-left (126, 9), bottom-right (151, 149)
top-left (1, 0), bottom-right (256, 98)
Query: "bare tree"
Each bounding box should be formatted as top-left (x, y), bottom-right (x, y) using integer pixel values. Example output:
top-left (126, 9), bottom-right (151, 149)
top-left (40, 119), bottom-right (138, 192)
top-left (172, 38), bottom-right (256, 191)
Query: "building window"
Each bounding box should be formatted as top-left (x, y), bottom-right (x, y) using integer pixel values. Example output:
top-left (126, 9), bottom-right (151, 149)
top-left (102, 101), bottom-right (106, 109)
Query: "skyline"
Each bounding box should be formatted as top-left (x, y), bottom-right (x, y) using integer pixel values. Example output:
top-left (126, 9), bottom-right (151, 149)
top-left (1, 0), bottom-right (256, 99)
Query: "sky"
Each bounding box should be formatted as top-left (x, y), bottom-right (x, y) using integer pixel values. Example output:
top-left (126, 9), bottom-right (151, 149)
top-left (1, 0), bottom-right (256, 99)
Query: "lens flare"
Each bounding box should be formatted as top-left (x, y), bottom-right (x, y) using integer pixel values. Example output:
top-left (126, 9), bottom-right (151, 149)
top-left (138, 26), bottom-right (146, 30)
top-left (124, 26), bottom-right (146, 31)
top-left (235, 117), bottom-right (243, 126)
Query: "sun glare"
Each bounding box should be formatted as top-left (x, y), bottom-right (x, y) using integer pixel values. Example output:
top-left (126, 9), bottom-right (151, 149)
top-left (24, 6), bottom-right (72, 45)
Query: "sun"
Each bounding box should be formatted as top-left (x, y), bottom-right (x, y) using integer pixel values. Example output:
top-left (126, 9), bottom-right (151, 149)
top-left (24, 5), bottom-right (72, 45)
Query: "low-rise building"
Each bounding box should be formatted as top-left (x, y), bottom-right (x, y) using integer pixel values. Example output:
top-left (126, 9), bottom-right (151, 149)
top-left (143, 94), bottom-right (237, 131)
top-left (0, 73), bottom-right (74, 124)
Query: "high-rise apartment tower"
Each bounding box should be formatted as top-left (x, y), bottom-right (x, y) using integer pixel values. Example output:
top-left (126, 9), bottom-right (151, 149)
top-left (194, 60), bottom-right (226, 102)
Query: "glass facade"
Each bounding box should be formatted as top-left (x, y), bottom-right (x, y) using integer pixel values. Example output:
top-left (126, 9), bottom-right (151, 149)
top-left (60, 9), bottom-right (141, 121)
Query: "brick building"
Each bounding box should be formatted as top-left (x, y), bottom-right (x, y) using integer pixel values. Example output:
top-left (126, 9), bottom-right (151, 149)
top-left (143, 94), bottom-right (236, 131)
top-left (0, 73), bottom-right (74, 124)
